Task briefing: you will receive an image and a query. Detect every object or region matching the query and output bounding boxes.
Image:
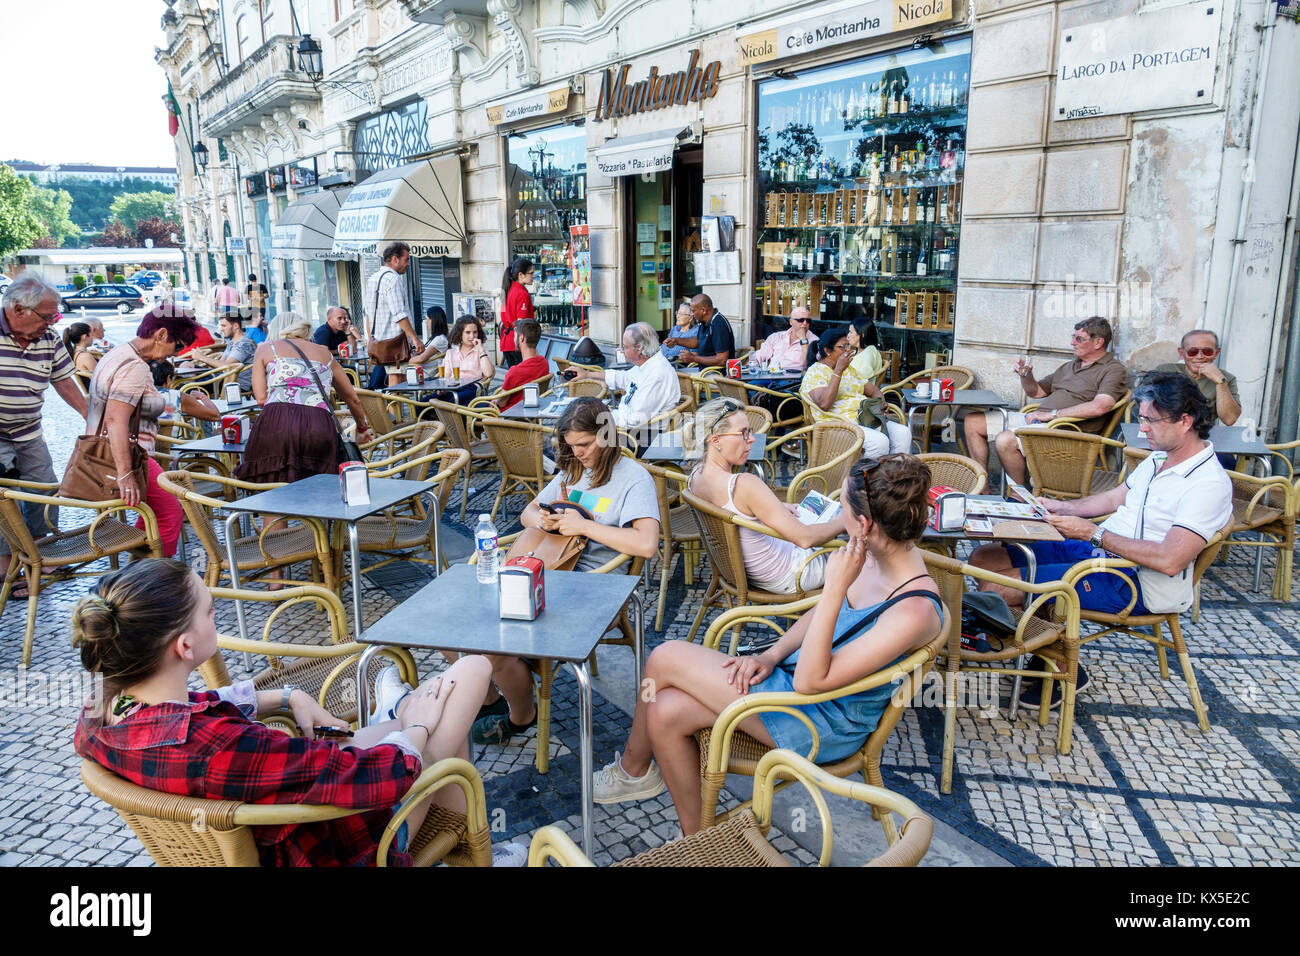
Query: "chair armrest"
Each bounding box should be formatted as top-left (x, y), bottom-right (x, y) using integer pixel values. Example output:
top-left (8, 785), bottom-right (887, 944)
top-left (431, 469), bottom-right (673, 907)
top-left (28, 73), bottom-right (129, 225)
top-left (378, 757), bottom-right (491, 866)
top-left (957, 562), bottom-right (1084, 645)
top-left (1229, 473), bottom-right (1293, 523)
top-left (786, 447), bottom-right (860, 502)
top-left (528, 825), bottom-right (596, 867)
top-left (701, 595), bottom-right (820, 653)
top-left (210, 583), bottom-right (352, 644)
top-left (589, 551), bottom-right (634, 574)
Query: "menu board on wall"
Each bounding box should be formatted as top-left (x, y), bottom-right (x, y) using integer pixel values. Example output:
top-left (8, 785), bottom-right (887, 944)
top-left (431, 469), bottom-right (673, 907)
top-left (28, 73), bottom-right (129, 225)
top-left (569, 224), bottom-right (592, 307)
top-left (693, 251), bottom-right (740, 285)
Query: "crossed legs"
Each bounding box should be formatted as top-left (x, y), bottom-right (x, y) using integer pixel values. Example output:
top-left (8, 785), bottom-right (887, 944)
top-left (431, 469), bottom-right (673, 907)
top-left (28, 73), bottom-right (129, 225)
top-left (963, 412), bottom-right (1029, 484)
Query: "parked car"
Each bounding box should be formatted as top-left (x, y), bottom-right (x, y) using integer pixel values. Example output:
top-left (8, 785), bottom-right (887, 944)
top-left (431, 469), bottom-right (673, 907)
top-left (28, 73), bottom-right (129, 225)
top-left (127, 271), bottom-right (164, 288)
top-left (0, 275), bottom-right (10, 296)
top-left (60, 284), bottom-right (146, 314)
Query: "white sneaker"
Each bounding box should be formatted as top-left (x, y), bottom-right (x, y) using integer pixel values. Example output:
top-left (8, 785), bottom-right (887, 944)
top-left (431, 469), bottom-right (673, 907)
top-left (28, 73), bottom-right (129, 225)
top-left (593, 751), bottom-right (666, 805)
top-left (491, 842), bottom-right (529, 867)
top-left (372, 665), bottom-right (412, 722)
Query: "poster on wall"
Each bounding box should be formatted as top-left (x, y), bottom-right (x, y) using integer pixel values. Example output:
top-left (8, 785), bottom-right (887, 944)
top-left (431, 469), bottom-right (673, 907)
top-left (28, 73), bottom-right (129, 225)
top-left (693, 251), bottom-right (740, 284)
top-left (569, 224), bottom-right (592, 307)
top-left (636, 222), bottom-right (656, 242)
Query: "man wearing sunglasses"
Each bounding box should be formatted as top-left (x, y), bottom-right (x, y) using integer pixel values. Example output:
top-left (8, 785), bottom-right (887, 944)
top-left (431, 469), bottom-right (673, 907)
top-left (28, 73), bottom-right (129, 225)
top-left (751, 306), bottom-right (817, 371)
top-left (0, 273), bottom-right (89, 586)
top-left (964, 315), bottom-right (1128, 485)
top-left (1156, 330), bottom-right (1240, 426)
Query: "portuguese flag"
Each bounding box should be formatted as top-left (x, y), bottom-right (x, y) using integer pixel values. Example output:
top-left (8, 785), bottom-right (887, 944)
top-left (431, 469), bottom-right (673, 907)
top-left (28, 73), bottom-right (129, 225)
top-left (166, 85), bottom-right (180, 137)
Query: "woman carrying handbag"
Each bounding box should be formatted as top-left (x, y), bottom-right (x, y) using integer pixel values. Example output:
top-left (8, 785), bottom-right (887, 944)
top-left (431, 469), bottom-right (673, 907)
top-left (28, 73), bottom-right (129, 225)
top-left (77, 307), bottom-right (204, 557)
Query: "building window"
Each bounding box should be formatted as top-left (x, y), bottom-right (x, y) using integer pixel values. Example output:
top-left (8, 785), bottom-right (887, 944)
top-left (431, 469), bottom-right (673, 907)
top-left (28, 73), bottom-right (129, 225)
top-left (353, 100), bottom-right (430, 172)
top-left (334, 0), bottom-right (356, 20)
top-left (259, 0), bottom-right (272, 39)
top-left (506, 125), bottom-right (588, 333)
top-left (754, 37), bottom-right (970, 381)
top-left (236, 13), bottom-right (253, 62)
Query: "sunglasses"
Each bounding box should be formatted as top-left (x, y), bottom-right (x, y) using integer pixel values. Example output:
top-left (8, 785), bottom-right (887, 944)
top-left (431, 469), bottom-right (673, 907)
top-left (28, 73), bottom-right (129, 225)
top-left (792, 315), bottom-right (811, 324)
top-left (1183, 347), bottom-right (1217, 358)
top-left (708, 400), bottom-right (745, 434)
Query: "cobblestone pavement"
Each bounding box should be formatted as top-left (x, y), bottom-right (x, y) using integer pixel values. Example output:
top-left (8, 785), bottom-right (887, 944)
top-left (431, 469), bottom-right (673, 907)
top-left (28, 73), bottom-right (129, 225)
top-left (2, 349), bottom-right (1298, 867)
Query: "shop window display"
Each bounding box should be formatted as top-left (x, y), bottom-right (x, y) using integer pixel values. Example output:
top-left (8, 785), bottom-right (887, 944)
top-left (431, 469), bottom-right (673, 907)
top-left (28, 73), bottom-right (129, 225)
top-left (507, 125), bottom-right (589, 333)
top-left (755, 38), bottom-right (970, 380)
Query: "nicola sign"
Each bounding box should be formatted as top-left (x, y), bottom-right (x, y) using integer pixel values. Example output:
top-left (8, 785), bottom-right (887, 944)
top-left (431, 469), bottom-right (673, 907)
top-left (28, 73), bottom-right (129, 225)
top-left (736, 0), bottom-right (954, 67)
top-left (1053, 2), bottom-right (1223, 120)
top-left (487, 85), bottom-right (571, 125)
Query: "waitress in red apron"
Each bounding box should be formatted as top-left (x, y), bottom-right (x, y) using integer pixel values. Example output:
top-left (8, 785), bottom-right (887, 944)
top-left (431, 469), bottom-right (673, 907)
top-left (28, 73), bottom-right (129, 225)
top-left (500, 258), bottom-right (534, 369)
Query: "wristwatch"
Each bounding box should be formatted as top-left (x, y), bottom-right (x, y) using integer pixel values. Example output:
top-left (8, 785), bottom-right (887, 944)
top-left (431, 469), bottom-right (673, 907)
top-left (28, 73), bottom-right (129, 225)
top-left (280, 685), bottom-right (297, 712)
top-left (1089, 528), bottom-right (1105, 550)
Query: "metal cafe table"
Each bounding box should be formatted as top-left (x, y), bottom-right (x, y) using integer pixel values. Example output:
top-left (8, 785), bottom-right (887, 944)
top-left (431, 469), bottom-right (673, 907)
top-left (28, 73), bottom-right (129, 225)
top-left (898, 389), bottom-right (1014, 453)
top-left (172, 434), bottom-right (248, 457)
top-left (502, 397), bottom-right (578, 421)
top-left (355, 563), bottom-right (645, 859)
top-left (640, 430), bottom-right (769, 480)
top-left (219, 473), bottom-right (439, 642)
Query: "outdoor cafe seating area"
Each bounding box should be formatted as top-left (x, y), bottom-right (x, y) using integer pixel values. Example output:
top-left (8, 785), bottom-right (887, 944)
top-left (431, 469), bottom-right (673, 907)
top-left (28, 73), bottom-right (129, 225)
top-left (3, 343), bottom-right (1298, 869)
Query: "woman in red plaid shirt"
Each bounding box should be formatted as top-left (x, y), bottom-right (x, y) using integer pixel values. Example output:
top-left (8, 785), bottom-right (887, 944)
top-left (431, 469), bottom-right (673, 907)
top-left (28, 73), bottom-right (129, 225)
top-left (72, 559), bottom-right (505, 866)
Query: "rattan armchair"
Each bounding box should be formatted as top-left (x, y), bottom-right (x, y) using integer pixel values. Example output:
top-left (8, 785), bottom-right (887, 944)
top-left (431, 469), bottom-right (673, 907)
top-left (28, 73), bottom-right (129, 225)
top-left (0, 480), bottom-right (163, 666)
top-left (765, 419), bottom-right (863, 503)
top-left (423, 398), bottom-right (497, 521)
top-left (639, 459), bottom-right (701, 630)
top-left (81, 756), bottom-right (492, 867)
top-left (562, 378), bottom-right (608, 400)
top-left (1218, 471), bottom-right (1295, 601)
top-left (712, 374), bottom-right (806, 434)
top-left (156, 471), bottom-right (333, 589)
top-left (466, 371), bottom-right (553, 414)
top-left (1061, 525), bottom-right (1231, 732)
top-left (358, 447), bottom-right (469, 575)
top-left (1016, 428), bottom-right (1126, 499)
top-left (918, 452), bottom-right (988, 494)
top-left (675, 371), bottom-right (701, 413)
top-left (694, 597), bottom-right (947, 841)
top-left (480, 417), bottom-right (551, 522)
top-left (921, 551), bottom-right (1082, 794)
top-left (529, 749), bottom-right (933, 867)
top-left (681, 488), bottom-right (836, 643)
top-left (1021, 391), bottom-right (1132, 468)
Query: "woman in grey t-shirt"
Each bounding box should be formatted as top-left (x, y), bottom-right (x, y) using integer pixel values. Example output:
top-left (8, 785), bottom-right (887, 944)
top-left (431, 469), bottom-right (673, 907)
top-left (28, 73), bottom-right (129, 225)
top-left (471, 399), bottom-right (660, 745)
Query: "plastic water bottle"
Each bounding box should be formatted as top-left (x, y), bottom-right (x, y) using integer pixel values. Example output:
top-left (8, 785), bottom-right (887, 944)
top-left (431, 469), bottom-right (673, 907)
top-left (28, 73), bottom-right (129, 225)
top-left (475, 514), bottom-right (499, 584)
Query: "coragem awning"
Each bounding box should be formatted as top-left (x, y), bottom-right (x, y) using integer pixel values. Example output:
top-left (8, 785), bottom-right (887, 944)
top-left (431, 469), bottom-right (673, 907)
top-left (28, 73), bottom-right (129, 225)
top-left (271, 187), bottom-right (350, 260)
top-left (330, 156), bottom-right (467, 258)
top-left (592, 127), bottom-right (695, 177)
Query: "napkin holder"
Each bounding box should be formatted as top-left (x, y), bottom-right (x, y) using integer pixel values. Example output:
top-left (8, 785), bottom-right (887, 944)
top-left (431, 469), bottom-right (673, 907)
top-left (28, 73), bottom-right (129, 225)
top-left (499, 556), bottom-right (545, 621)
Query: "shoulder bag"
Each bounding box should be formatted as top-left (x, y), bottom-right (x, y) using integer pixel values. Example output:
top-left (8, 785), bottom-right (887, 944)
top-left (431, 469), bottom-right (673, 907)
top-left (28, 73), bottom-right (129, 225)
top-left (282, 340), bottom-right (365, 464)
top-left (366, 269), bottom-right (412, 367)
top-left (59, 358), bottom-right (151, 502)
top-left (503, 487), bottom-right (593, 571)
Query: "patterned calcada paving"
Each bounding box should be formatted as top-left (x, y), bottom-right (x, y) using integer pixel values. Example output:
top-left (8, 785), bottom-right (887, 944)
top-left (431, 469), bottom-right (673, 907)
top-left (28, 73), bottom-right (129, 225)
top-left (1, 460), bottom-right (1297, 866)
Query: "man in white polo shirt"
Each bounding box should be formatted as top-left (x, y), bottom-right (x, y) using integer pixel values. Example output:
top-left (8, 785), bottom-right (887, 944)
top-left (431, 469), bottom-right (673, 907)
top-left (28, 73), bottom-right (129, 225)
top-left (567, 322), bottom-right (680, 437)
top-left (969, 370), bottom-right (1232, 704)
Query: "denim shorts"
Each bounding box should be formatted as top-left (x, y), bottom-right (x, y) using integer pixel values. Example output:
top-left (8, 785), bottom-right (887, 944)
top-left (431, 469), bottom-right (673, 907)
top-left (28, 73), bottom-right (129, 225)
top-left (1008, 539), bottom-right (1148, 615)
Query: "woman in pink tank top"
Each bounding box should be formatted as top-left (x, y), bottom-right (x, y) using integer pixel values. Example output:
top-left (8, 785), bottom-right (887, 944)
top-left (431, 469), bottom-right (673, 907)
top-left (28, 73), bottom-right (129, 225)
top-left (684, 398), bottom-right (842, 593)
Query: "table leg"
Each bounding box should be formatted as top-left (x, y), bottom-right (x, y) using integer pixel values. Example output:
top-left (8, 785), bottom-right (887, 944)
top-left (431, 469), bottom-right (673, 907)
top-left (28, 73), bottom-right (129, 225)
top-left (566, 659), bottom-right (594, 860)
top-left (629, 592), bottom-right (645, 694)
top-left (355, 644), bottom-right (382, 729)
top-left (1006, 542), bottom-right (1036, 721)
top-left (1252, 457), bottom-right (1271, 591)
top-left (348, 521), bottom-right (364, 641)
top-left (223, 512), bottom-right (248, 644)
top-left (430, 493), bottom-right (442, 576)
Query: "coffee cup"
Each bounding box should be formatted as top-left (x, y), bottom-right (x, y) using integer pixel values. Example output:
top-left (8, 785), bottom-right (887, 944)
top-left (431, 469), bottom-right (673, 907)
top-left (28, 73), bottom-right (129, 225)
top-left (915, 380), bottom-right (932, 398)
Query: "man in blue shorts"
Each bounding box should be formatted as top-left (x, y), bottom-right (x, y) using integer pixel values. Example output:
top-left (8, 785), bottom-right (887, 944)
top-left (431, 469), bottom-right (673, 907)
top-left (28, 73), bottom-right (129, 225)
top-left (968, 371), bottom-right (1232, 706)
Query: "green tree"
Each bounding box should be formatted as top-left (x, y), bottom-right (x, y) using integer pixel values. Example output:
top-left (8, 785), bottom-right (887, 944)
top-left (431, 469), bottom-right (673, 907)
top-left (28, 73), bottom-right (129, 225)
top-left (28, 186), bottom-right (82, 247)
top-left (47, 176), bottom-right (176, 232)
top-left (0, 163), bottom-right (43, 257)
top-left (109, 191), bottom-right (176, 232)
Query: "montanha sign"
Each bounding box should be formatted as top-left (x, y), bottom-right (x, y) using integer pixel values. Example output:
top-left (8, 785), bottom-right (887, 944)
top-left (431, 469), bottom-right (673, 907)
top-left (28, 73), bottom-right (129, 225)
top-left (594, 50), bottom-right (722, 122)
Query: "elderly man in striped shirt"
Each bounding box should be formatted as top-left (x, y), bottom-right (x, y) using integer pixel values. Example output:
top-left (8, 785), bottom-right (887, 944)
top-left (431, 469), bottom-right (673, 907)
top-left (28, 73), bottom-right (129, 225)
top-left (0, 273), bottom-right (89, 588)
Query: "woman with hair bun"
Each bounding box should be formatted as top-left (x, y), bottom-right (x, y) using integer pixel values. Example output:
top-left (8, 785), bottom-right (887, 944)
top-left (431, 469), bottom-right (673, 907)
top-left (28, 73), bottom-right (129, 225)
top-left (61, 321), bottom-right (97, 375)
top-left (590, 453), bottom-right (945, 835)
top-left (72, 558), bottom-right (527, 866)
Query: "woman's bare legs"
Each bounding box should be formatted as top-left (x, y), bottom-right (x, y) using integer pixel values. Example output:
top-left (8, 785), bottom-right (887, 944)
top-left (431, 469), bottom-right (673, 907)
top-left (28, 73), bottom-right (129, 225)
top-left (619, 640), bottom-right (776, 834)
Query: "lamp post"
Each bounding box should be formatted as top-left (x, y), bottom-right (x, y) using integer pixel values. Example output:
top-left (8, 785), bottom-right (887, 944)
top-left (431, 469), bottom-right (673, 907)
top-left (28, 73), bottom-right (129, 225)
top-left (296, 34), bottom-right (375, 105)
top-left (193, 142), bottom-right (210, 170)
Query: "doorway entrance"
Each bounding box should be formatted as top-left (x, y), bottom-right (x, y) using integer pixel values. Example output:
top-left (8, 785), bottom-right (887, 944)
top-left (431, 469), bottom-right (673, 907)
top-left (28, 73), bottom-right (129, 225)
top-left (622, 146), bottom-right (703, 333)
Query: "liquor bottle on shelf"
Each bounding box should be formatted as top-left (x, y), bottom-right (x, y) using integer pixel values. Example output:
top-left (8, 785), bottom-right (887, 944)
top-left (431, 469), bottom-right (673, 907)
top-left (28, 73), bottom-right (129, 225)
top-left (900, 83), bottom-right (911, 114)
top-left (939, 186), bottom-right (949, 224)
top-left (883, 188), bottom-right (894, 224)
top-left (900, 187), bottom-right (911, 224)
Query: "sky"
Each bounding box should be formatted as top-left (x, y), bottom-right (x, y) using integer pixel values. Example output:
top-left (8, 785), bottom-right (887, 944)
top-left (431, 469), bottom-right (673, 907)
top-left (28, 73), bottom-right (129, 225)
top-left (0, 0), bottom-right (178, 169)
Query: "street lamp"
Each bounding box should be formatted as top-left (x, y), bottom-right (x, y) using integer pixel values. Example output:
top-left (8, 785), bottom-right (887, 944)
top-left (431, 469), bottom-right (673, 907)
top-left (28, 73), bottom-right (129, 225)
top-left (193, 142), bottom-right (210, 169)
top-left (297, 34), bottom-right (323, 81)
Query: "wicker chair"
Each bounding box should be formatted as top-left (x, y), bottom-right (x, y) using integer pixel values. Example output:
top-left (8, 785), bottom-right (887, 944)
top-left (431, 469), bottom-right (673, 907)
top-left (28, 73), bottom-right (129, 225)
top-left (358, 447), bottom-right (469, 574)
top-left (694, 595), bottom-right (947, 841)
top-left (480, 418), bottom-right (550, 522)
top-left (1063, 525), bottom-right (1232, 732)
top-left (81, 756), bottom-right (492, 867)
top-left (563, 378), bottom-right (608, 400)
top-left (1218, 471), bottom-right (1295, 601)
top-left (466, 371), bottom-right (553, 413)
top-left (1022, 391), bottom-right (1133, 469)
top-left (921, 552), bottom-right (1081, 793)
top-left (918, 452), bottom-right (988, 494)
top-left (712, 375), bottom-right (805, 435)
top-left (675, 371), bottom-right (700, 413)
top-left (639, 459), bottom-right (701, 630)
top-left (765, 419), bottom-right (863, 503)
top-left (156, 471), bottom-right (333, 589)
top-left (0, 480), bottom-right (163, 666)
top-left (423, 398), bottom-right (496, 521)
top-left (1016, 428), bottom-right (1126, 499)
top-left (681, 488), bottom-right (836, 643)
top-left (529, 749), bottom-right (933, 867)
